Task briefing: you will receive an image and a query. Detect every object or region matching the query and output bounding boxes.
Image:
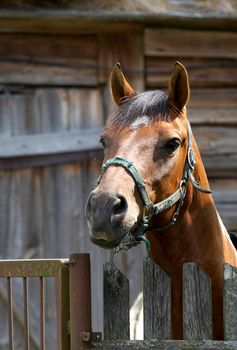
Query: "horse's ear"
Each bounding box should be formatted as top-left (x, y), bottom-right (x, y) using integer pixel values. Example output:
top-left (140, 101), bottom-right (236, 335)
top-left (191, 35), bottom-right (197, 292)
top-left (168, 61), bottom-right (190, 111)
top-left (110, 62), bottom-right (135, 106)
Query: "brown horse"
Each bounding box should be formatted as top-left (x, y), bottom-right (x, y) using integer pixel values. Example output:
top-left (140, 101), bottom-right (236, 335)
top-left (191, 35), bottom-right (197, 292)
top-left (85, 62), bottom-right (237, 339)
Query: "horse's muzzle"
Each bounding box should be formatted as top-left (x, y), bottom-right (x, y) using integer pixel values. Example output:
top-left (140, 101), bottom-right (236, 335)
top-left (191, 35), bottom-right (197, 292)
top-left (85, 191), bottom-right (128, 246)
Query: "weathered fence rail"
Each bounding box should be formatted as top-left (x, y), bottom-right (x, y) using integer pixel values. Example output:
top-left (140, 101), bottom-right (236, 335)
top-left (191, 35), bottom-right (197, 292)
top-left (0, 254), bottom-right (237, 349)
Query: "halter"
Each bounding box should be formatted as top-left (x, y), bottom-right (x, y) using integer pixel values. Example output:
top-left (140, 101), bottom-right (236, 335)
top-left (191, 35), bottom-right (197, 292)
top-left (98, 124), bottom-right (211, 252)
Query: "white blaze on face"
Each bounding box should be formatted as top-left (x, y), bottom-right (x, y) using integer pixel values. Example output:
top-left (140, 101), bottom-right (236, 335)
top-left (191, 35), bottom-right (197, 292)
top-left (130, 116), bottom-right (151, 130)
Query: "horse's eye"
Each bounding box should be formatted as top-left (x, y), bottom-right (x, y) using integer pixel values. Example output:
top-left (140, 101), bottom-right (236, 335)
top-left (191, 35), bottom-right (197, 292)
top-left (100, 137), bottom-right (106, 148)
top-left (165, 138), bottom-right (181, 155)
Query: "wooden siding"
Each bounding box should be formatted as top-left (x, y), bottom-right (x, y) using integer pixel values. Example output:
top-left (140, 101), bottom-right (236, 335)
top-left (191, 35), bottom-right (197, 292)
top-left (0, 34), bottom-right (98, 86)
top-left (188, 88), bottom-right (237, 125)
top-left (0, 1), bottom-right (237, 36)
top-left (145, 29), bottom-right (237, 88)
top-left (0, 32), bottom-right (146, 347)
top-left (211, 180), bottom-right (237, 231)
top-left (144, 27), bottom-right (237, 232)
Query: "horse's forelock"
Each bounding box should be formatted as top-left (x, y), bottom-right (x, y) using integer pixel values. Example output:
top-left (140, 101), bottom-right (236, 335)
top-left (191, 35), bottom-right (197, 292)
top-left (107, 90), bottom-right (170, 128)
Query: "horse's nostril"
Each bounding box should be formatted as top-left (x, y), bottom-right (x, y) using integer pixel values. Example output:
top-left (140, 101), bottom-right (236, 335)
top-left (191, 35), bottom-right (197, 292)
top-left (85, 192), bottom-right (128, 230)
top-left (111, 195), bottom-right (127, 227)
top-left (113, 195), bottom-right (127, 215)
top-left (85, 194), bottom-right (93, 218)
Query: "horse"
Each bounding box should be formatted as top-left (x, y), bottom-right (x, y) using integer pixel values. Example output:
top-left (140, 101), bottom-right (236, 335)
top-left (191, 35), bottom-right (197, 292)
top-left (85, 61), bottom-right (237, 340)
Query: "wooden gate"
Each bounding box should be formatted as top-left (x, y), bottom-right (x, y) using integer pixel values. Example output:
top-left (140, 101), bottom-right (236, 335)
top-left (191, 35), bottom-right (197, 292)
top-left (0, 254), bottom-right (101, 350)
top-left (0, 253), bottom-right (237, 349)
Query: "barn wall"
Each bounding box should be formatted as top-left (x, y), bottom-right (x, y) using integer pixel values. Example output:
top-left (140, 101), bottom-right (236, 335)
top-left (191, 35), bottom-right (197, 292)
top-left (0, 7), bottom-right (236, 347)
top-left (144, 28), bottom-right (237, 231)
top-left (0, 30), bottom-right (146, 348)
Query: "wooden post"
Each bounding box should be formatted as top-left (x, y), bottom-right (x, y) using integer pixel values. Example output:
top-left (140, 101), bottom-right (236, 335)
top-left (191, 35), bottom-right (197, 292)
top-left (143, 258), bottom-right (171, 340)
top-left (224, 263), bottom-right (237, 340)
top-left (69, 253), bottom-right (92, 350)
top-left (183, 263), bottom-right (212, 340)
top-left (103, 262), bottom-right (129, 340)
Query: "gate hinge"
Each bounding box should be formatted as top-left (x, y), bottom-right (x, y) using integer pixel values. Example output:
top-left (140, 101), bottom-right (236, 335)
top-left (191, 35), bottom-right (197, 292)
top-left (67, 320), bottom-right (102, 342)
top-left (81, 331), bottom-right (102, 343)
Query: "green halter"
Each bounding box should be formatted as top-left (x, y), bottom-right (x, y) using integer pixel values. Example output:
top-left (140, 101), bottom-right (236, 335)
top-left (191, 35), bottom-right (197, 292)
top-left (98, 124), bottom-right (211, 252)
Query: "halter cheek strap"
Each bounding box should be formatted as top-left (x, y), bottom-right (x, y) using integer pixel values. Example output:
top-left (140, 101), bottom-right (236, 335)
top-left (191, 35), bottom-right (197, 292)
top-left (98, 125), bottom-right (212, 251)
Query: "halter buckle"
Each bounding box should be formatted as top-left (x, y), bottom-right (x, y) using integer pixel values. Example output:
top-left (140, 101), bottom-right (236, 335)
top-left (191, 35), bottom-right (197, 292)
top-left (179, 179), bottom-right (187, 197)
top-left (188, 147), bottom-right (196, 171)
top-left (143, 205), bottom-right (154, 223)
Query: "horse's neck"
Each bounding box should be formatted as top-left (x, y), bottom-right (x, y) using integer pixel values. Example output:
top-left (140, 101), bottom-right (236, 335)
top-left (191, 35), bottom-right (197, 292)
top-left (149, 149), bottom-right (237, 268)
top-left (189, 139), bottom-right (236, 264)
top-left (150, 193), bottom-right (234, 270)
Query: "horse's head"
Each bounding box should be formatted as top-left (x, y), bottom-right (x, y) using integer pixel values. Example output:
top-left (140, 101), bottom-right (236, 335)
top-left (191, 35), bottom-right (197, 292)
top-left (85, 62), bottom-right (196, 249)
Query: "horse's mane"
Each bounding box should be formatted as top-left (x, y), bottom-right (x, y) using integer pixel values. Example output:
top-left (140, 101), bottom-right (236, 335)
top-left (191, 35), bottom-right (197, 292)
top-left (107, 90), bottom-right (170, 128)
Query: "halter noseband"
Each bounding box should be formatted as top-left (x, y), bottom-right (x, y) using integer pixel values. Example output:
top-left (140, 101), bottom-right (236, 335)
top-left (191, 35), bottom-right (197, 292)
top-left (98, 125), bottom-right (211, 251)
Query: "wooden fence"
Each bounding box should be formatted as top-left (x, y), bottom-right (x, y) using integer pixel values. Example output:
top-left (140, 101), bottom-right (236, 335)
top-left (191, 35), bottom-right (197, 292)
top-left (102, 259), bottom-right (237, 349)
top-left (0, 254), bottom-right (237, 349)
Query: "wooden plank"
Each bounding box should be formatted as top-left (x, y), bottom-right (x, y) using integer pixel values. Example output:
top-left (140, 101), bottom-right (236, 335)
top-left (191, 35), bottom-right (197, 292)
top-left (0, 34), bottom-right (98, 85)
top-left (145, 29), bottom-right (237, 59)
top-left (0, 127), bottom-right (103, 169)
top-left (193, 126), bottom-right (237, 156)
top-left (0, 12), bottom-right (145, 35)
top-left (0, 15), bottom-right (237, 37)
top-left (183, 263), bottom-right (212, 340)
top-left (0, 1), bottom-right (236, 36)
top-left (145, 29), bottom-right (237, 88)
top-left (0, 259), bottom-right (68, 277)
top-left (193, 126), bottom-right (237, 178)
top-left (146, 57), bottom-right (237, 88)
top-left (103, 262), bottom-right (129, 340)
top-left (0, 34), bottom-right (97, 61)
top-left (210, 180), bottom-right (237, 231)
top-left (95, 339), bottom-right (237, 349)
top-left (143, 258), bottom-right (171, 340)
top-left (0, 88), bottom-right (104, 136)
top-left (189, 107), bottom-right (237, 126)
top-left (0, 128), bottom-right (103, 158)
top-left (189, 89), bottom-right (237, 109)
top-left (214, 205), bottom-right (237, 232)
top-left (224, 264), bottom-right (237, 340)
top-left (188, 88), bottom-right (237, 126)
top-left (0, 149), bottom-right (103, 170)
top-left (0, 62), bottom-right (98, 86)
top-left (210, 179), bottom-right (237, 204)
